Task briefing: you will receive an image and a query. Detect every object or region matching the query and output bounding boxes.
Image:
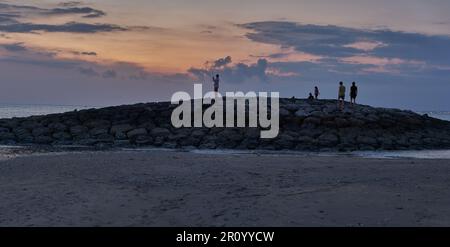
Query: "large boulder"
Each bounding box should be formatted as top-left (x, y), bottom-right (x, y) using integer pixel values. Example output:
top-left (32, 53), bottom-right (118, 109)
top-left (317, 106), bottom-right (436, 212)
top-left (318, 133), bottom-right (339, 146)
top-left (48, 122), bottom-right (67, 132)
top-left (110, 124), bottom-right (134, 134)
top-left (70, 125), bottom-right (89, 136)
top-left (32, 127), bottom-right (51, 137)
top-left (150, 128), bottom-right (171, 138)
top-left (89, 128), bottom-right (109, 136)
top-left (0, 131), bottom-right (16, 140)
top-left (53, 132), bottom-right (72, 140)
top-left (127, 128), bottom-right (148, 139)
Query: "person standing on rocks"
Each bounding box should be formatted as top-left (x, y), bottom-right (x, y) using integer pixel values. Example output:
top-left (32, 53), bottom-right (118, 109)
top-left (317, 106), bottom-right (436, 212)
top-left (338, 81), bottom-right (346, 110)
top-left (314, 86), bottom-right (320, 99)
top-left (213, 74), bottom-right (220, 97)
top-left (350, 82), bottom-right (358, 106)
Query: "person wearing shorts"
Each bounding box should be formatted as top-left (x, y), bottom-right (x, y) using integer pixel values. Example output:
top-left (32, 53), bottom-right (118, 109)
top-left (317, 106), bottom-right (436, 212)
top-left (338, 81), bottom-right (346, 110)
top-left (350, 81), bottom-right (358, 106)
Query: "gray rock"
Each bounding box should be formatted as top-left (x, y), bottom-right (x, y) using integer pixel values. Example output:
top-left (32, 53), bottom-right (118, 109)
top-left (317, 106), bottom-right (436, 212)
top-left (89, 128), bottom-right (109, 136)
top-left (35, 136), bottom-right (53, 144)
top-left (20, 121), bottom-right (41, 130)
top-left (294, 109), bottom-right (309, 118)
top-left (219, 129), bottom-right (243, 142)
top-left (153, 136), bottom-right (165, 146)
top-left (134, 135), bottom-right (153, 145)
top-left (162, 142), bottom-right (178, 149)
top-left (127, 128), bottom-right (148, 139)
top-left (32, 127), bottom-right (51, 137)
top-left (348, 118), bottom-right (365, 127)
top-left (237, 138), bottom-right (259, 149)
top-left (318, 133), bottom-right (339, 146)
top-left (199, 142), bottom-right (217, 149)
top-left (298, 135), bottom-right (314, 144)
top-left (284, 104), bottom-right (300, 112)
top-left (13, 128), bottom-right (31, 138)
top-left (110, 124), bottom-right (134, 134)
top-left (150, 128), bottom-right (171, 138)
top-left (70, 125), bottom-right (89, 136)
top-left (53, 140), bottom-right (74, 146)
top-left (0, 131), bottom-right (16, 140)
top-left (95, 133), bottom-right (114, 142)
top-left (279, 108), bottom-right (291, 117)
top-left (84, 120), bottom-right (110, 129)
top-left (357, 136), bottom-right (378, 146)
top-left (76, 139), bottom-right (98, 146)
top-left (191, 129), bottom-right (208, 138)
top-left (335, 118), bottom-right (349, 128)
top-left (114, 140), bottom-right (132, 147)
top-left (274, 134), bottom-right (295, 149)
top-left (303, 117), bottom-right (321, 126)
top-left (115, 132), bottom-right (128, 140)
top-left (310, 111), bottom-right (325, 118)
top-left (179, 137), bottom-right (201, 147)
top-left (52, 132), bottom-right (72, 140)
top-left (48, 122), bottom-right (67, 132)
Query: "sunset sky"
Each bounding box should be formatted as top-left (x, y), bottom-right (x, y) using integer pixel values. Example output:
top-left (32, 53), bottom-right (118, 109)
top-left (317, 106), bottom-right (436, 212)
top-left (1, 0), bottom-right (450, 110)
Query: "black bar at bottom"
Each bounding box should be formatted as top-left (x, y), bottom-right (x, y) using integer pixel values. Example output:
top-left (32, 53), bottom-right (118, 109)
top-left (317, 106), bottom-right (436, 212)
top-left (1, 228), bottom-right (450, 246)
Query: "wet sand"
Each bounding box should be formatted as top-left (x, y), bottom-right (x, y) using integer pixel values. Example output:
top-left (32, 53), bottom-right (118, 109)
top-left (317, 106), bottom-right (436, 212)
top-left (1, 150), bottom-right (450, 227)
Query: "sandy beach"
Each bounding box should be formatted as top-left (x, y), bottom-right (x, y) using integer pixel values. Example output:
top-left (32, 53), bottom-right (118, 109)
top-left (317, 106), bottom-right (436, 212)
top-left (1, 149), bottom-right (450, 227)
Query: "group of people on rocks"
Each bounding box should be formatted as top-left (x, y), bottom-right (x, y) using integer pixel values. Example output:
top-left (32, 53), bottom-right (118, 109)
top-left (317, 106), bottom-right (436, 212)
top-left (211, 74), bottom-right (358, 110)
top-left (309, 82), bottom-right (358, 110)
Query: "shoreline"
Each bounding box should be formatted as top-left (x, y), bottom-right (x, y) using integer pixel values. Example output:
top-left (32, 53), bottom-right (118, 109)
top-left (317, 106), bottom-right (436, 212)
top-left (1, 144), bottom-right (450, 160)
top-left (1, 149), bottom-right (450, 226)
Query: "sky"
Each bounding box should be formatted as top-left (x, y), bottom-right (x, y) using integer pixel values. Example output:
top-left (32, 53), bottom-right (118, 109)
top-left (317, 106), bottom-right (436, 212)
top-left (0, 0), bottom-right (449, 110)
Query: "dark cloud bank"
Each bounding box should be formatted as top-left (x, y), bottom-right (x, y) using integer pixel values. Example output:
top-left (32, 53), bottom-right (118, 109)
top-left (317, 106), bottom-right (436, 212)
top-left (0, 2), bottom-right (127, 33)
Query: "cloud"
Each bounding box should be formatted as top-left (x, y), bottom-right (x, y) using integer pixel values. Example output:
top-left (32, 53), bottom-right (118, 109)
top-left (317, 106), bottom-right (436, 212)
top-left (73, 51), bottom-right (97, 56)
top-left (102, 69), bottom-right (117, 79)
top-left (0, 41), bottom-right (143, 80)
top-left (0, 42), bottom-right (27, 52)
top-left (78, 67), bottom-right (99, 77)
top-left (0, 2), bottom-right (105, 19)
top-left (48, 7), bottom-right (106, 18)
top-left (0, 2), bottom-right (128, 34)
top-left (58, 2), bottom-right (84, 7)
top-left (0, 22), bottom-right (126, 33)
top-left (189, 57), bottom-right (269, 84)
top-left (240, 21), bottom-right (450, 70)
top-left (212, 56), bottom-right (232, 68)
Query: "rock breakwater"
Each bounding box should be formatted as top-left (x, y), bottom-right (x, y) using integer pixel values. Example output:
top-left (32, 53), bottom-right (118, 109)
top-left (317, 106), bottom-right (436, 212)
top-left (0, 99), bottom-right (449, 151)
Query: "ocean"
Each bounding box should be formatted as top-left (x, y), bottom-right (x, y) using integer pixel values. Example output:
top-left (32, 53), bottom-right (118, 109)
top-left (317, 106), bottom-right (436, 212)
top-left (0, 104), bottom-right (95, 119)
top-left (418, 111), bottom-right (450, 122)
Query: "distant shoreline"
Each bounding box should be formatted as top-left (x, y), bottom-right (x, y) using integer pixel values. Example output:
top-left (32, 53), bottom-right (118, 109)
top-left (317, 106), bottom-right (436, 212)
top-left (1, 145), bottom-right (450, 161)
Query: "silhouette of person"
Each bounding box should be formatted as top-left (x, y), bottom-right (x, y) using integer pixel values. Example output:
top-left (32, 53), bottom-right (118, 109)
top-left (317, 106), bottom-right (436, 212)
top-left (213, 74), bottom-right (220, 96)
top-left (308, 93), bottom-right (315, 100)
top-left (338, 81), bottom-right (346, 110)
top-left (314, 86), bottom-right (320, 99)
top-left (350, 81), bottom-right (358, 106)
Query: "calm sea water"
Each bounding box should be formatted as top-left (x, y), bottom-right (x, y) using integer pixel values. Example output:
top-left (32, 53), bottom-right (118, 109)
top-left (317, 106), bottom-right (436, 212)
top-left (419, 111), bottom-right (450, 122)
top-left (0, 104), bottom-right (95, 119)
